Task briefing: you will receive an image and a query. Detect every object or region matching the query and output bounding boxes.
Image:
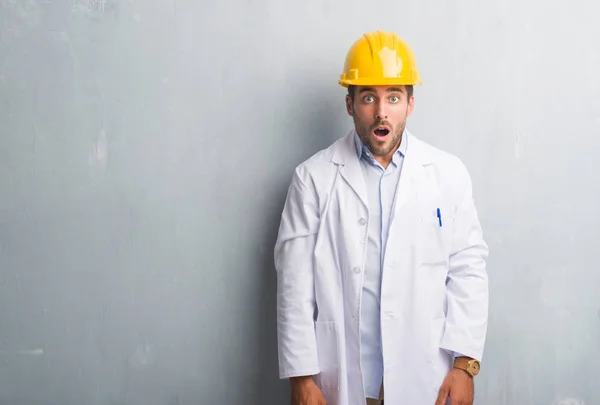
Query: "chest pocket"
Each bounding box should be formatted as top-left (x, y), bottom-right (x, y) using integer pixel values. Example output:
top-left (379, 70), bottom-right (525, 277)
top-left (418, 208), bottom-right (454, 266)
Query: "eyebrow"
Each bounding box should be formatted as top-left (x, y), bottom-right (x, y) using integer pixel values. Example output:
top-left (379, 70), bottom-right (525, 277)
top-left (359, 87), bottom-right (405, 94)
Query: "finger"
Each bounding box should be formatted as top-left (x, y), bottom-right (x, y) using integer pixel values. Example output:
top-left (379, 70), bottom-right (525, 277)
top-left (435, 387), bottom-right (449, 405)
top-left (459, 395), bottom-right (472, 405)
top-left (449, 395), bottom-right (463, 405)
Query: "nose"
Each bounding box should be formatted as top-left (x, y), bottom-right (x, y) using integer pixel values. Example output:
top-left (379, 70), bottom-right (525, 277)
top-left (375, 101), bottom-right (387, 121)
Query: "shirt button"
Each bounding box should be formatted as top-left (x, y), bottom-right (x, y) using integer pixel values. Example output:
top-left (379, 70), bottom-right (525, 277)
top-left (358, 218), bottom-right (367, 225)
top-left (353, 267), bottom-right (361, 274)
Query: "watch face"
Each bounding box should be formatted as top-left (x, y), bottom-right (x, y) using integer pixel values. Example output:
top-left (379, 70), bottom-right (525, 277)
top-left (468, 361), bottom-right (480, 375)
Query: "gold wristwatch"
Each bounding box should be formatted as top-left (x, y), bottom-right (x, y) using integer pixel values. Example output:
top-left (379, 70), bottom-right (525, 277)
top-left (453, 357), bottom-right (480, 377)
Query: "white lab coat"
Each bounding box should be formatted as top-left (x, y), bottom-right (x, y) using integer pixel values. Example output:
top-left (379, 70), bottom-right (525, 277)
top-left (274, 129), bottom-right (489, 405)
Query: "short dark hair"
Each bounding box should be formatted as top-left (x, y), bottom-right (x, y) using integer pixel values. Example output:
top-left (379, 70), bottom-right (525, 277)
top-left (347, 84), bottom-right (413, 102)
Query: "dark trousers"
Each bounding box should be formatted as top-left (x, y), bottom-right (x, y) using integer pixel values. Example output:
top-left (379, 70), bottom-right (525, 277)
top-left (365, 382), bottom-right (384, 405)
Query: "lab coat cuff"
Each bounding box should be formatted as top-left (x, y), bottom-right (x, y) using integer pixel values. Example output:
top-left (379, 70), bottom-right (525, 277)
top-left (441, 348), bottom-right (465, 358)
top-left (440, 344), bottom-right (482, 362)
top-left (279, 367), bottom-right (320, 380)
top-left (439, 326), bottom-right (485, 361)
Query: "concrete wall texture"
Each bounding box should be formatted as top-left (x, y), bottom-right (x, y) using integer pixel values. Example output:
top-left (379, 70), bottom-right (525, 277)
top-left (1, 0), bottom-right (599, 404)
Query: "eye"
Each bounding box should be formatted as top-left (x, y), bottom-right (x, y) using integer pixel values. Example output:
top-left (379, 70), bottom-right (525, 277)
top-left (363, 95), bottom-right (374, 103)
top-left (390, 96), bottom-right (399, 103)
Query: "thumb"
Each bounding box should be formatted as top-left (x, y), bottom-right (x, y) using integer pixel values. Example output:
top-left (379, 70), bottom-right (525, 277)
top-left (435, 385), bottom-right (449, 405)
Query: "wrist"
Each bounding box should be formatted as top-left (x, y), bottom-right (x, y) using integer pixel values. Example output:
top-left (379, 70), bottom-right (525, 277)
top-left (453, 366), bottom-right (473, 378)
top-left (290, 375), bottom-right (315, 388)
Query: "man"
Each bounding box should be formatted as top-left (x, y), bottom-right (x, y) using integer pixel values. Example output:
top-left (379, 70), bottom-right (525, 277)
top-left (274, 30), bottom-right (489, 405)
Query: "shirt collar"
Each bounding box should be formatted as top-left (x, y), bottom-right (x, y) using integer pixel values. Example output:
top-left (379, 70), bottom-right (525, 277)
top-left (354, 129), bottom-right (407, 162)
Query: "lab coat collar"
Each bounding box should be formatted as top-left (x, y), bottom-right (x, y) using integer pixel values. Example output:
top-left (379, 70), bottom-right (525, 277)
top-left (331, 128), bottom-right (432, 211)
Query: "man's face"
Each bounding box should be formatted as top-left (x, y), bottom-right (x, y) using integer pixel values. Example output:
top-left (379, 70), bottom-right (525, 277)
top-left (346, 85), bottom-right (414, 162)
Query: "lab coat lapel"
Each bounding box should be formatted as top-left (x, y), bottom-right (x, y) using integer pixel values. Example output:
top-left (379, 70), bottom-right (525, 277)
top-left (391, 132), bottom-right (429, 221)
top-left (331, 131), bottom-right (368, 210)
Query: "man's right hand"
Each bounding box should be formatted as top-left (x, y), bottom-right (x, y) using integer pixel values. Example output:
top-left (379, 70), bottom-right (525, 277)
top-left (290, 376), bottom-right (326, 405)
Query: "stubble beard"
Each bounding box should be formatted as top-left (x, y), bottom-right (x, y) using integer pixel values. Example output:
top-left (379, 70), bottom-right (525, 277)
top-left (354, 115), bottom-right (406, 157)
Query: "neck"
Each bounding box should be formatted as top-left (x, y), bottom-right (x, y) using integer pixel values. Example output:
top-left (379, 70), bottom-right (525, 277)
top-left (374, 133), bottom-right (403, 168)
top-left (374, 154), bottom-right (393, 168)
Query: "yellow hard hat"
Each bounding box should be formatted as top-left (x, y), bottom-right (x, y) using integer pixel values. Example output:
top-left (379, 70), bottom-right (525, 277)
top-left (338, 30), bottom-right (422, 87)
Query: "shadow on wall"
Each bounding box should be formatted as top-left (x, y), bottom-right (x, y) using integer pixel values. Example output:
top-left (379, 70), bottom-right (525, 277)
top-left (254, 79), bottom-right (346, 405)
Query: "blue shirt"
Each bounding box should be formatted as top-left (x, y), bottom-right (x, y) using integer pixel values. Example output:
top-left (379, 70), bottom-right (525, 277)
top-left (354, 130), bottom-right (407, 399)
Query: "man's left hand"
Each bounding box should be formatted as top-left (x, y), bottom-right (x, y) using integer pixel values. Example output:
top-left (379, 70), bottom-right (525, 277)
top-left (434, 367), bottom-right (474, 405)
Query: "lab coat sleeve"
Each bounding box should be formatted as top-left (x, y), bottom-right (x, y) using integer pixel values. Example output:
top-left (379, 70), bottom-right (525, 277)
top-left (440, 160), bottom-right (489, 361)
top-left (274, 167), bottom-right (320, 379)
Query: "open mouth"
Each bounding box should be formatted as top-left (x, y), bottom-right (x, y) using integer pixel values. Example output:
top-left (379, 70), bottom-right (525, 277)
top-left (373, 126), bottom-right (390, 139)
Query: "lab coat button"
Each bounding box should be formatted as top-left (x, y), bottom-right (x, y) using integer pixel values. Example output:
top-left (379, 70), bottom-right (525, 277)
top-left (353, 266), bottom-right (361, 274)
top-left (358, 218), bottom-right (367, 226)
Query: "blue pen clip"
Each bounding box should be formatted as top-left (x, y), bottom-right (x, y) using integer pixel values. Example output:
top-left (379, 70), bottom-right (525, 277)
top-left (436, 208), bottom-right (442, 227)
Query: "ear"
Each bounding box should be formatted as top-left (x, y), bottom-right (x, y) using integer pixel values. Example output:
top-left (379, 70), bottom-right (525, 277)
top-left (406, 95), bottom-right (415, 117)
top-left (345, 95), bottom-right (353, 116)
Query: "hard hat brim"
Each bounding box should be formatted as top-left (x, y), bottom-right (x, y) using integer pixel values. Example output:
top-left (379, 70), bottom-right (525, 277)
top-left (338, 77), bottom-right (422, 88)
